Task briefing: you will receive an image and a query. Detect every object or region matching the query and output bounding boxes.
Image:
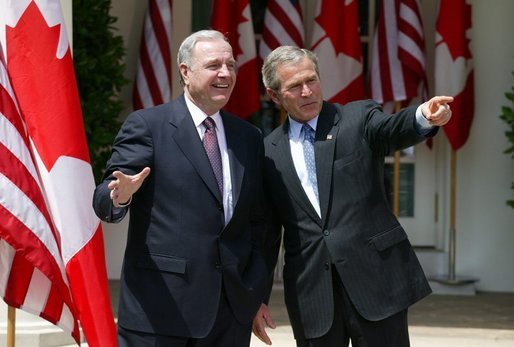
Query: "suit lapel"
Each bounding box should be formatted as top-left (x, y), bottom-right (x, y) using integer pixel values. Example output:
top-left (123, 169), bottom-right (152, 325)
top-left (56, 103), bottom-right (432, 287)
top-left (169, 95), bottom-right (222, 203)
top-left (314, 102), bottom-right (340, 225)
top-left (273, 121), bottom-right (322, 225)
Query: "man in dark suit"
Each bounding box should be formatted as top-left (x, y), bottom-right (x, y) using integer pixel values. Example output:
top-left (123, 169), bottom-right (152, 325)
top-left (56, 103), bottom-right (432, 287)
top-left (93, 30), bottom-right (267, 347)
top-left (252, 46), bottom-right (453, 347)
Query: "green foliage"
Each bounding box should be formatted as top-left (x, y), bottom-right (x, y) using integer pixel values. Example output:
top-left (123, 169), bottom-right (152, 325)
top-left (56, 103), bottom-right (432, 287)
top-left (72, 0), bottom-right (128, 182)
top-left (500, 72), bottom-right (514, 208)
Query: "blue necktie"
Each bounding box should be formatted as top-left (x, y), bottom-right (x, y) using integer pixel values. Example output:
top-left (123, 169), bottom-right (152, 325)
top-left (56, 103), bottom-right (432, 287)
top-left (302, 124), bottom-right (319, 203)
top-left (203, 117), bottom-right (223, 196)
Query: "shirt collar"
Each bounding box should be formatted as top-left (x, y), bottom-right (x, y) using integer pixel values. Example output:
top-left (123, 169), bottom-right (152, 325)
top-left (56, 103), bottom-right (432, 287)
top-left (288, 115), bottom-right (319, 140)
top-left (184, 93), bottom-right (222, 128)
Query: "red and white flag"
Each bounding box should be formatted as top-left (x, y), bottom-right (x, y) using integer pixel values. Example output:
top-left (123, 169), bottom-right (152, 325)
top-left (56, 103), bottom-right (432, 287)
top-left (371, 0), bottom-right (427, 109)
top-left (133, 0), bottom-right (172, 110)
top-left (435, 0), bottom-right (474, 151)
top-left (259, 0), bottom-right (304, 62)
top-left (0, 1), bottom-right (116, 346)
top-left (310, 0), bottom-right (366, 104)
top-left (211, 0), bottom-right (260, 119)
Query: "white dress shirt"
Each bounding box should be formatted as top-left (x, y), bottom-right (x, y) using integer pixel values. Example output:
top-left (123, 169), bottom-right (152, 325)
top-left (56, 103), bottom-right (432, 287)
top-left (185, 96), bottom-right (233, 224)
top-left (288, 116), bottom-right (321, 218)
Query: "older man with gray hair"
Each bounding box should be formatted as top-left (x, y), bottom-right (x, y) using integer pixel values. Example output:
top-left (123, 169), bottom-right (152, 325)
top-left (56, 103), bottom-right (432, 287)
top-left (94, 30), bottom-right (268, 347)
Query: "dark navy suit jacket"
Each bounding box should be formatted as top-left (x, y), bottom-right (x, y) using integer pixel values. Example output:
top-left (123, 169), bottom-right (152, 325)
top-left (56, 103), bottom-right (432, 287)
top-left (263, 100), bottom-right (433, 340)
top-left (93, 94), bottom-right (267, 338)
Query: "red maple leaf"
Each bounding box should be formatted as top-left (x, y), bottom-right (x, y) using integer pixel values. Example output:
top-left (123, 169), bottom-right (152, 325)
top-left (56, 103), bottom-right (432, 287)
top-left (313, 0), bottom-right (362, 61)
top-left (6, 1), bottom-right (90, 172)
top-left (211, 0), bottom-right (249, 58)
top-left (437, 0), bottom-right (473, 60)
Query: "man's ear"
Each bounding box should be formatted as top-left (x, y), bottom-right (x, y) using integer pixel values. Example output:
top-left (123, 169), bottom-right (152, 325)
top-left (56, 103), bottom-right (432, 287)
top-left (266, 88), bottom-right (281, 105)
top-left (179, 63), bottom-right (189, 85)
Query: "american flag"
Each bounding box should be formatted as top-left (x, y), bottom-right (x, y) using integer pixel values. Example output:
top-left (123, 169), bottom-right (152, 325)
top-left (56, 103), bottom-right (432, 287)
top-left (371, 0), bottom-right (427, 107)
top-left (211, 0), bottom-right (261, 119)
top-left (259, 0), bottom-right (305, 62)
top-left (311, 0), bottom-right (366, 104)
top-left (133, 0), bottom-right (172, 110)
top-left (0, 1), bottom-right (116, 345)
top-left (0, 57), bottom-right (80, 341)
top-left (435, 0), bottom-right (474, 151)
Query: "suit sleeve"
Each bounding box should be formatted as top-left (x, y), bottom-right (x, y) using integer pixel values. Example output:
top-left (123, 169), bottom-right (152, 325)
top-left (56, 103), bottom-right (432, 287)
top-left (359, 100), bottom-right (438, 157)
top-left (92, 111), bottom-right (154, 222)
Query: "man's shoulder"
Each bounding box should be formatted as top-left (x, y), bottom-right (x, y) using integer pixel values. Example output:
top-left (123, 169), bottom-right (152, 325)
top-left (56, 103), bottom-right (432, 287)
top-left (264, 124), bottom-right (286, 146)
top-left (332, 99), bottom-right (378, 111)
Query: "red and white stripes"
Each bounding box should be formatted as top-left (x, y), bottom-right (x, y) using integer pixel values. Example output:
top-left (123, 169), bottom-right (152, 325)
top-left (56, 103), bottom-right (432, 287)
top-left (1, 2), bottom-right (116, 345)
top-left (371, 0), bottom-right (427, 105)
top-left (0, 59), bottom-right (79, 340)
top-left (259, 0), bottom-right (304, 61)
top-left (133, 0), bottom-right (172, 110)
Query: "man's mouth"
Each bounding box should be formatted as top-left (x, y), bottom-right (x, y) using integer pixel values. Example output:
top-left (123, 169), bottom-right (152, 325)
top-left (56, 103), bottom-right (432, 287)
top-left (301, 101), bottom-right (317, 108)
top-left (212, 83), bottom-right (229, 89)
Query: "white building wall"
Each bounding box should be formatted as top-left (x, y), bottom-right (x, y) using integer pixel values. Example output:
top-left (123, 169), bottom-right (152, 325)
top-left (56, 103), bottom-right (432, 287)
top-left (453, 0), bottom-right (514, 292)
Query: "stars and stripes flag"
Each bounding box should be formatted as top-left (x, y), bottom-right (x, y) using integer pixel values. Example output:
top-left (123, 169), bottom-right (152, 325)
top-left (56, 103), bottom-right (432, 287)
top-left (133, 0), bottom-right (172, 110)
top-left (371, 0), bottom-right (427, 109)
top-left (211, 0), bottom-right (261, 119)
top-left (0, 1), bottom-right (116, 345)
top-left (435, 0), bottom-right (474, 151)
top-left (259, 0), bottom-right (305, 62)
top-left (310, 0), bottom-right (366, 104)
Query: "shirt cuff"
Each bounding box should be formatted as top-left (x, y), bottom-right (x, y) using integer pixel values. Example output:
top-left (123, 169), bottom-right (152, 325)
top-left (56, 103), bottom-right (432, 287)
top-left (415, 104), bottom-right (435, 136)
top-left (111, 197), bottom-right (131, 221)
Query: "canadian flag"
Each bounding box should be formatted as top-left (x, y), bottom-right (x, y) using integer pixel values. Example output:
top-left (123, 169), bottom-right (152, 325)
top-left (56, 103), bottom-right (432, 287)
top-left (435, 0), bottom-right (474, 151)
top-left (211, 0), bottom-right (261, 119)
top-left (0, 1), bottom-right (116, 346)
top-left (310, 0), bottom-right (366, 104)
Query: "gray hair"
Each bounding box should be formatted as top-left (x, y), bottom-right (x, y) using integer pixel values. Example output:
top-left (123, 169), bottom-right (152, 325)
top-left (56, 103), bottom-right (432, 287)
top-left (261, 46), bottom-right (320, 91)
top-left (177, 30), bottom-right (230, 84)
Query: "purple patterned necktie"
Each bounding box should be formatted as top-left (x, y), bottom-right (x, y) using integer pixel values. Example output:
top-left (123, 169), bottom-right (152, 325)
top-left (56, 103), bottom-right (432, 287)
top-left (203, 117), bottom-right (223, 196)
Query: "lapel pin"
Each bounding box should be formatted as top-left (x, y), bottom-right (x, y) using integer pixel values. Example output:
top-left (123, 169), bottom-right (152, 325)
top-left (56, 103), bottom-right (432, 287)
top-left (326, 134), bottom-right (333, 140)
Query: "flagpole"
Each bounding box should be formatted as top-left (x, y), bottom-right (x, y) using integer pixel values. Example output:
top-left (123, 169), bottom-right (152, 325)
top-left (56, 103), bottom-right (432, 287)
top-left (430, 149), bottom-right (478, 286)
top-left (7, 305), bottom-right (15, 347)
top-left (449, 149), bottom-right (457, 279)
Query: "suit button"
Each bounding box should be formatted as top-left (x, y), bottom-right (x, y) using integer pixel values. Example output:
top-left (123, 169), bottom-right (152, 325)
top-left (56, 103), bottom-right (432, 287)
top-left (215, 262), bottom-right (221, 269)
top-left (323, 230), bottom-right (329, 236)
top-left (218, 204), bottom-right (223, 211)
top-left (324, 262), bottom-right (330, 271)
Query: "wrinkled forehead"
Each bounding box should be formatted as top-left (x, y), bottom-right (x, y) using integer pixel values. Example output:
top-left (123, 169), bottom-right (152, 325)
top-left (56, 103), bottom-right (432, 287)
top-left (192, 39), bottom-right (234, 61)
top-left (278, 58), bottom-right (317, 79)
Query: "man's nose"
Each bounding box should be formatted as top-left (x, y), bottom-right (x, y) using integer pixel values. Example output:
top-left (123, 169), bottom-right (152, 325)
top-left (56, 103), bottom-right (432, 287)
top-left (301, 83), bottom-right (312, 96)
top-left (218, 64), bottom-right (231, 76)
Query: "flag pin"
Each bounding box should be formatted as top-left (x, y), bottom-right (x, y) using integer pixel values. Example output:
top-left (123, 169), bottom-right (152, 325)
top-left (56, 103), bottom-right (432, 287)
top-left (327, 135), bottom-right (333, 140)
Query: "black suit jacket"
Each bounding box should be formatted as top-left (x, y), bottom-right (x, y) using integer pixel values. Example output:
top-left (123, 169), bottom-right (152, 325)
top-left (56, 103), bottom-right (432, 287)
top-left (93, 94), bottom-right (267, 338)
top-left (264, 100), bottom-right (433, 339)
